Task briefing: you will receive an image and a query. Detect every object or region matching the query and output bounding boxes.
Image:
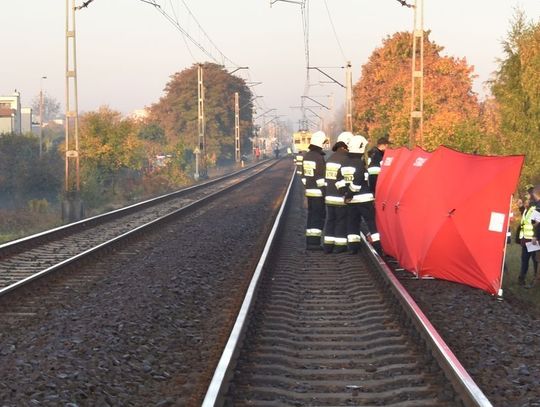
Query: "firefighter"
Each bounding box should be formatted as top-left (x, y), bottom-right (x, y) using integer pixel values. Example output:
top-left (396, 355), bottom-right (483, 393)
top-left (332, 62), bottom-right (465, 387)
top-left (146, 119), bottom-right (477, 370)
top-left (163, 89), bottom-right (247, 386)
top-left (340, 135), bottom-right (380, 254)
top-left (294, 150), bottom-right (304, 176)
top-left (301, 130), bottom-right (328, 250)
top-left (367, 136), bottom-right (392, 195)
top-left (323, 131), bottom-right (352, 254)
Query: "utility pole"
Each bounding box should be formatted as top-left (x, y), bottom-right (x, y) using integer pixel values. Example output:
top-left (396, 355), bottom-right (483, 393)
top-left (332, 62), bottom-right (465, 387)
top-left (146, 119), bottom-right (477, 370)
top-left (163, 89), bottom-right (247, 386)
top-left (345, 61), bottom-right (353, 133)
top-left (234, 92), bottom-right (240, 163)
top-left (63, 0), bottom-right (83, 222)
top-left (39, 76), bottom-right (47, 157)
top-left (409, 0), bottom-right (424, 148)
top-left (195, 63), bottom-right (206, 180)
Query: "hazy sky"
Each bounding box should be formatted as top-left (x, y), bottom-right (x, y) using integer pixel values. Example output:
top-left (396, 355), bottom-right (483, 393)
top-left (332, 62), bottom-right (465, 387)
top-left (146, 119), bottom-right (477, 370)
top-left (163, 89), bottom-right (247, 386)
top-left (2, 0), bottom-right (540, 127)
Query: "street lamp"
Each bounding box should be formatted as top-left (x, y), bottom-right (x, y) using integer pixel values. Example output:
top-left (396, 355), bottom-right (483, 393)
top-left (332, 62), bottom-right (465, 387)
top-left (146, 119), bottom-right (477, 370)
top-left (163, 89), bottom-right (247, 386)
top-left (39, 76), bottom-right (47, 157)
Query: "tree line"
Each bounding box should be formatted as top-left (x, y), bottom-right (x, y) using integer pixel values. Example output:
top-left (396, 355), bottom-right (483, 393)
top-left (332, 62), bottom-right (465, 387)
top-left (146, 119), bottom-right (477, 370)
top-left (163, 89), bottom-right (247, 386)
top-left (1, 12), bottom-right (539, 213)
top-left (352, 10), bottom-right (540, 189)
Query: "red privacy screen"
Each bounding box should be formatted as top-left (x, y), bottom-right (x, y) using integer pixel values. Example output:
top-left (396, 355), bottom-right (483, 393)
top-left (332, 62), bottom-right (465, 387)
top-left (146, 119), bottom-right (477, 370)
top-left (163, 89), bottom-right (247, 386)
top-left (375, 146), bottom-right (524, 295)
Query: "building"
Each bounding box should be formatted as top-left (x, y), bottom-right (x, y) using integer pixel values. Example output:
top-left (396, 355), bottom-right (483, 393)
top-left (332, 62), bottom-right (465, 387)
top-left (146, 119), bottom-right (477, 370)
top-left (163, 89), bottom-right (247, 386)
top-left (0, 91), bottom-right (35, 135)
top-left (0, 91), bottom-right (22, 135)
top-left (21, 107), bottom-right (32, 134)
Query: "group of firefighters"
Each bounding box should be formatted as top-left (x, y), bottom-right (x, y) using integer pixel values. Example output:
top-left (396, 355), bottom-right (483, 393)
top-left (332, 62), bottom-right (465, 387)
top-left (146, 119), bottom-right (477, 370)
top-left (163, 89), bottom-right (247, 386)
top-left (295, 130), bottom-right (391, 254)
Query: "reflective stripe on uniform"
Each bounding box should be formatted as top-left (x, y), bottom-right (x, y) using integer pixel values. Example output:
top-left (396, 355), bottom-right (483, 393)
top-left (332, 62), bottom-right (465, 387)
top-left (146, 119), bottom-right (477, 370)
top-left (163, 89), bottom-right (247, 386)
top-left (324, 236), bottom-right (335, 244)
top-left (335, 180), bottom-right (347, 189)
top-left (341, 166), bottom-right (356, 179)
top-left (325, 195), bottom-right (345, 205)
top-left (306, 228), bottom-right (322, 237)
top-left (370, 232), bottom-right (380, 242)
top-left (349, 193), bottom-right (374, 203)
top-left (349, 183), bottom-right (361, 192)
top-left (305, 188), bottom-right (323, 197)
top-left (347, 234), bottom-right (361, 243)
top-left (303, 160), bottom-right (316, 177)
top-left (325, 162), bottom-right (341, 180)
top-left (368, 166), bottom-right (381, 175)
top-left (334, 237), bottom-right (347, 246)
top-left (301, 178), bottom-right (306, 185)
top-left (316, 178), bottom-right (326, 187)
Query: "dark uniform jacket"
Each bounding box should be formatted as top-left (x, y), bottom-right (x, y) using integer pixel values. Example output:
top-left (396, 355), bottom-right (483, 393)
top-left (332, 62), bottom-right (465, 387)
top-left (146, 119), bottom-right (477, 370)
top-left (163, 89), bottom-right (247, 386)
top-left (302, 146), bottom-right (326, 198)
top-left (325, 150), bottom-right (348, 206)
top-left (339, 153), bottom-right (374, 203)
top-left (367, 147), bottom-right (384, 193)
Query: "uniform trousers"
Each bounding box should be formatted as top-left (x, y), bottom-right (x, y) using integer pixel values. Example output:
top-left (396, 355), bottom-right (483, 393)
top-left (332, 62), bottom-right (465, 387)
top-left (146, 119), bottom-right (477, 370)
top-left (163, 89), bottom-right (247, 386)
top-left (346, 201), bottom-right (378, 253)
top-left (306, 196), bottom-right (325, 247)
top-left (323, 205), bottom-right (348, 253)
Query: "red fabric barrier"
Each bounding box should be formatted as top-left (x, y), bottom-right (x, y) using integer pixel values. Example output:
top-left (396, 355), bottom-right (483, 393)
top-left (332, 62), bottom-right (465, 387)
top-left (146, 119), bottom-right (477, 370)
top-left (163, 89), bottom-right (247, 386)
top-left (374, 148), bottom-right (410, 258)
top-left (393, 146), bottom-right (523, 295)
top-left (389, 147), bottom-right (431, 273)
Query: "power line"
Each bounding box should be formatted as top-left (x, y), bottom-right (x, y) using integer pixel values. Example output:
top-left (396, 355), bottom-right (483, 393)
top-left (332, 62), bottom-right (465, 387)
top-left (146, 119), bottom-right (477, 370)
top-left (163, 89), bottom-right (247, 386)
top-left (75, 0), bottom-right (95, 10)
top-left (323, 0), bottom-right (347, 61)
top-left (140, 0), bottom-right (240, 67)
top-left (395, 0), bottom-right (414, 8)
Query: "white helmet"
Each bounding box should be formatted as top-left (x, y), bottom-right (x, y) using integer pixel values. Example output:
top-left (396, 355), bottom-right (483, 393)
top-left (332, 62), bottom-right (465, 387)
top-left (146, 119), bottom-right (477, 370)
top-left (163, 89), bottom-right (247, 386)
top-left (349, 135), bottom-right (368, 154)
top-left (336, 131), bottom-right (353, 146)
top-left (310, 131), bottom-right (327, 148)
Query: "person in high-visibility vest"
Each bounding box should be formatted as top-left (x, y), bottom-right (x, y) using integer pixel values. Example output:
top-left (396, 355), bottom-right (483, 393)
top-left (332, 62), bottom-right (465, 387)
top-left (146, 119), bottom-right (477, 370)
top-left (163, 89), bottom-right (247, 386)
top-left (518, 198), bottom-right (538, 286)
top-left (323, 131), bottom-right (352, 254)
top-left (367, 136), bottom-right (392, 195)
top-left (301, 131), bottom-right (328, 250)
top-left (340, 135), bottom-right (380, 254)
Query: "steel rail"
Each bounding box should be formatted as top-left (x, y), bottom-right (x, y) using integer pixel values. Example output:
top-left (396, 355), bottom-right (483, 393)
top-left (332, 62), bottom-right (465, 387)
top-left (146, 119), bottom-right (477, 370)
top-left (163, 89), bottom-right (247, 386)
top-left (0, 160), bottom-right (279, 299)
top-left (0, 160), bottom-right (270, 258)
top-left (363, 241), bottom-right (493, 407)
top-left (202, 170), bottom-right (295, 407)
top-left (202, 173), bottom-right (492, 407)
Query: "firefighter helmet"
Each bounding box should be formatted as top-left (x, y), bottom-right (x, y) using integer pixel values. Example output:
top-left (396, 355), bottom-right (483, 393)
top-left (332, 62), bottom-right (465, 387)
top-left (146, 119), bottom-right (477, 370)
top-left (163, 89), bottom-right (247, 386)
top-left (310, 131), bottom-right (328, 148)
top-left (349, 135), bottom-right (368, 154)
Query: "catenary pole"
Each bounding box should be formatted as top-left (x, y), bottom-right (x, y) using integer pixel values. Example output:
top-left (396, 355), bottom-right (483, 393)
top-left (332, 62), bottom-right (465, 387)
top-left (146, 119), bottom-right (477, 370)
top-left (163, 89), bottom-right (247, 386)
top-left (409, 0), bottom-right (424, 148)
top-left (235, 92), bottom-right (240, 163)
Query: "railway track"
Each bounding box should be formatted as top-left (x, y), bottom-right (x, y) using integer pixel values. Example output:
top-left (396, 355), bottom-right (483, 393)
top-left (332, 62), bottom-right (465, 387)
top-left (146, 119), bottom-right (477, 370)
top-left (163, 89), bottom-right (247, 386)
top-left (203, 175), bottom-right (492, 406)
top-left (0, 160), bottom-right (275, 296)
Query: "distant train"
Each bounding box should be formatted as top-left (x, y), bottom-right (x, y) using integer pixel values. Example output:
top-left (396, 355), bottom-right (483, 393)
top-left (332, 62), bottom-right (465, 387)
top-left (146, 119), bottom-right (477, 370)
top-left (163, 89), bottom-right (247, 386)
top-left (292, 130), bottom-right (312, 153)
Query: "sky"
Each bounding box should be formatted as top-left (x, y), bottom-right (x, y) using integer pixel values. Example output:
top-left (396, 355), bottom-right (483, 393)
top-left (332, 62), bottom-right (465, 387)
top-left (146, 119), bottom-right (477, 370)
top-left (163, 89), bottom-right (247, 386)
top-left (1, 0), bottom-right (540, 129)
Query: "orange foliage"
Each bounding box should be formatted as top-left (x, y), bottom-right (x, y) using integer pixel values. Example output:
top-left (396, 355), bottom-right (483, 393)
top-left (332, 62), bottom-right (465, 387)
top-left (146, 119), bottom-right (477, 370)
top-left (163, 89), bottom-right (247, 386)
top-left (353, 31), bottom-right (481, 151)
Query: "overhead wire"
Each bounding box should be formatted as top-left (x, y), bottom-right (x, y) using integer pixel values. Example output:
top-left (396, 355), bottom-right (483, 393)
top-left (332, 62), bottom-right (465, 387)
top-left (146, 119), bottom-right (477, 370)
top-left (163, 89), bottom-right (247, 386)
top-left (395, 0), bottom-right (414, 8)
top-left (140, 0), bottom-right (243, 69)
top-left (167, 0), bottom-right (196, 61)
top-left (323, 0), bottom-right (347, 62)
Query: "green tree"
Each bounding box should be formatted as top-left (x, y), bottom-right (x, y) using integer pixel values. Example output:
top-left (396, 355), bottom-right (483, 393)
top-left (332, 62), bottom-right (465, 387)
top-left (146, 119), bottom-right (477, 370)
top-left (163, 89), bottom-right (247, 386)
top-left (0, 134), bottom-right (62, 204)
top-left (150, 63), bottom-right (254, 167)
top-left (79, 106), bottom-right (146, 197)
top-left (490, 10), bottom-right (540, 185)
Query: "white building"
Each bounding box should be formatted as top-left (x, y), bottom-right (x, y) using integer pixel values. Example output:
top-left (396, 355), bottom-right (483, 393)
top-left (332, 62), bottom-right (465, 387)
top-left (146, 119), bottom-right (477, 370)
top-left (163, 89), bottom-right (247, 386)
top-left (21, 107), bottom-right (32, 134)
top-left (0, 91), bottom-right (22, 134)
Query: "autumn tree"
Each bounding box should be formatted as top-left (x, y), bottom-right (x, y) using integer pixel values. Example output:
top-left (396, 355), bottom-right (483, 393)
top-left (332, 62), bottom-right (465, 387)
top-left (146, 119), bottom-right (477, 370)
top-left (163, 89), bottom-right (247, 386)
top-left (150, 63), bottom-right (254, 168)
top-left (353, 31), bottom-right (483, 152)
top-left (490, 10), bottom-right (540, 185)
top-left (79, 106), bottom-right (146, 204)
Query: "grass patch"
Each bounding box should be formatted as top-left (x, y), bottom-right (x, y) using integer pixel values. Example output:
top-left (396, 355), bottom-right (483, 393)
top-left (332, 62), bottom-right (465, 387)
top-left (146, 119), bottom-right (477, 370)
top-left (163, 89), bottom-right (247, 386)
top-left (503, 242), bottom-right (540, 308)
